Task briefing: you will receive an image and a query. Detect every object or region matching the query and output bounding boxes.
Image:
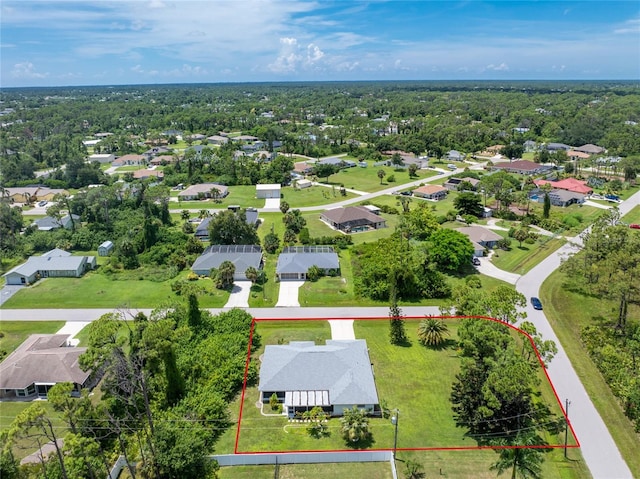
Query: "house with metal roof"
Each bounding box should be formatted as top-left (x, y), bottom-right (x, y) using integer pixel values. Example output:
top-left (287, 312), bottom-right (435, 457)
top-left (3, 249), bottom-right (96, 285)
top-left (276, 246), bottom-right (340, 281)
top-left (191, 245), bottom-right (263, 279)
top-left (0, 334), bottom-right (93, 399)
top-left (98, 240), bottom-right (114, 256)
top-left (33, 214), bottom-right (80, 231)
top-left (320, 206), bottom-right (386, 233)
top-left (258, 340), bottom-right (379, 417)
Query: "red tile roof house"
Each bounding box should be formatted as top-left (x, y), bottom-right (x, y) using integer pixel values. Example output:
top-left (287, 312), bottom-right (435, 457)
top-left (0, 334), bottom-right (94, 399)
top-left (320, 206), bottom-right (387, 233)
top-left (534, 178), bottom-right (593, 195)
top-left (491, 160), bottom-right (553, 175)
top-left (413, 184), bottom-right (448, 200)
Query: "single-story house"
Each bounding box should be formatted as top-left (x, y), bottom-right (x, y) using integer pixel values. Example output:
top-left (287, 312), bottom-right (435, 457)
top-left (413, 184), bottom-right (448, 200)
top-left (256, 184), bottom-right (281, 199)
top-left (5, 187), bottom-right (68, 204)
top-left (575, 144), bottom-right (605, 155)
top-left (195, 208), bottom-right (259, 241)
top-left (34, 214), bottom-right (80, 231)
top-left (232, 135), bottom-right (259, 142)
top-left (455, 226), bottom-right (503, 251)
top-left (293, 161), bottom-right (314, 175)
top-left (207, 135), bottom-right (229, 145)
top-left (491, 160), bottom-right (553, 175)
top-left (317, 157), bottom-right (356, 168)
top-left (534, 178), bottom-right (592, 195)
top-left (443, 177), bottom-right (481, 191)
top-left (149, 155), bottom-right (177, 166)
top-left (545, 143), bottom-right (571, 152)
top-left (567, 150), bottom-right (591, 160)
top-left (143, 146), bottom-right (171, 158)
top-left (523, 140), bottom-right (538, 152)
top-left (258, 339), bottom-right (379, 417)
top-left (295, 179), bottom-right (312, 189)
top-left (178, 183), bottom-right (229, 201)
top-left (320, 206), bottom-right (386, 233)
top-left (161, 129), bottom-right (182, 137)
top-left (546, 189), bottom-right (586, 207)
top-left (3, 249), bottom-right (96, 285)
top-left (98, 240), bottom-right (114, 256)
top-left (276, 246), bottom-right (340, 281)
top-left (112, 154), bottom-right (146, 166)
top-left (447, 150), bottom-right (465, 161)
top-left (191, 245), bottom-right (263, 279)
top-left (0, 334), bottom-right (93, 399)
top-left (88, 153), bottom-right (115, 164)
top-left (132, 169), bottom-right (164, 180)
top-left (189, 133), bottom-right (206, 141)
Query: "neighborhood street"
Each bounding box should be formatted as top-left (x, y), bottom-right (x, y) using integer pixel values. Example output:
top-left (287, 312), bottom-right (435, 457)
top-left (1, 179), bottom-right (638, 479)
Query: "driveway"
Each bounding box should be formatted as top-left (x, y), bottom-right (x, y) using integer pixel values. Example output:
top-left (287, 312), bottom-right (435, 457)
top-left (0, 285), bottom-right (24, 306)
top-left (224, 281), bottom-right (252, 308)
top-left (328, 319), bottom-right (355, 340)
top-left (275, 280), bottom-right (304, 307)
top-left (474, 252), bottom-right (521, 285)
top-left (56, 321), bottom-right (91, 346)
top-left (263, 198), bottom-right (281, 211)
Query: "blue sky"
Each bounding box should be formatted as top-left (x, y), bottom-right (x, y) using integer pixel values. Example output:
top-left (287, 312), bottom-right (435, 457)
top-left (1, 1), bottom-right (639, 87)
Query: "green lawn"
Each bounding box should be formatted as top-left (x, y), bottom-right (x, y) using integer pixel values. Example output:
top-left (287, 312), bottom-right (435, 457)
top-left (0, 321), bottom-right (64, 356)
top-left (172, 185), bottom-right (266, 210)
top-left (541, 271), bottom-right (640, 478)
top-left (1, 270), bottom-right (229, 309)
top-left (281, 185), bottom-right (358, 208)
top-left (324, 166), bottom-right (438, 193)
top-left (622, 205), bottom-right (640, 224)
top-left (491, 237), bottom-right (566, 275)
top-left (219, 462), bottom-right (393, 479)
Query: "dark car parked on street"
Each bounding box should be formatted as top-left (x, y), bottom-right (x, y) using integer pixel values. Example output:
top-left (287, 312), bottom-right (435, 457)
top-left (530, 297), bottom-right (543, 310)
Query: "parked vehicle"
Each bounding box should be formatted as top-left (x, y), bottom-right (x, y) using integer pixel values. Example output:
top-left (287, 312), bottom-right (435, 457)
top-left (630, 224), bottom-right (640, 230)
top-left (447, 164), bottom-right (457, 170)
top-left (400, 190), bottom-right (412, 196)
top-left (530, 297), bottom-right (543, 310)
top-left (472, 257), bottom-right (481, 266)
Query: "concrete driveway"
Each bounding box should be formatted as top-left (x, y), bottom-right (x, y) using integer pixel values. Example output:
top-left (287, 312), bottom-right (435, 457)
top-left (328, 319), bottom-right (355, 340)
top-left (475, 252), bottom-right (521, 284)
top-left (0, 285), bottom-right (24, 306)
top-left (275, 280), bottom-right (304, 307)
top-left (263, 198), bottom-right (281, 211)
top-left (224, 281), bottom-right (252, 308)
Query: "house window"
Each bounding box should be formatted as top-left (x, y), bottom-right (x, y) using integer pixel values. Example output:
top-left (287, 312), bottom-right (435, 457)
top-left (16, 389), bottom-right (26, 397)
top-left (27, 384), bottom-right (36, 395)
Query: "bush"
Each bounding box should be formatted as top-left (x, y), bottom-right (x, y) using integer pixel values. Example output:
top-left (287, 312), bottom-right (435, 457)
top-left (387, 174), bottom-right (396, 182)
top-left (497, 238), bottom-right (512, 250)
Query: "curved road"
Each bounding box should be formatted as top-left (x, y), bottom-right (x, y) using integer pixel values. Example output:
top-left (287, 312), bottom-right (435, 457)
top-left (4, 173), bottom-right (639, 478)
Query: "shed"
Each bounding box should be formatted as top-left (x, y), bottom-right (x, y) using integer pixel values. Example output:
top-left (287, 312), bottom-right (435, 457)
top-left (256, 184), bottom-right (281, 199)
top-left (98, 241), bottom-right (114, 256)
top-left (295, 179), bottom-right (312, 189)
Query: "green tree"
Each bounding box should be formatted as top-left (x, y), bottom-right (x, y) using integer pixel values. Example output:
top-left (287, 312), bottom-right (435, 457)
top-left (427, 228), bottom-right (475, 272)
top-left (279, 200), bottom-right (290, 214)
top-left (490, 431), bottom-right (546, 479)
top-left (389, 294), bottom-right (408, 345)
top-left (314, 163), bottom-right (337, 182)
top-left (263, 231), bottom-right (280, 254)
top-left (283, 208), bottom-right (306, 233)
top-left (340, 406), bottom-right (371, 444)
top-left (215, 260), bottom-right (235, 289)
top-left (408, 163), bottom-right (418, 177)
top-left (208, 210), bottom-right (259, 245)
top-left (454, 192), bottom-right (484, 217)
top-left (513, 228), bottom-right (530, 247)
top-left (181, 209), bottom-right (190, 222)
top-left (542, 193), bottom-right (551, 219)
top-left (245, 266), bottom-right (258, 286)
top-left (417, 318), bottom-right (450, 348)
top-left (377, 169), bottom-right (386, 184)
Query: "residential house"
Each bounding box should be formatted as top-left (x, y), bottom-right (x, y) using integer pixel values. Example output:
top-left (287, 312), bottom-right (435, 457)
top-left (276, 246), bottom-right (340, 281)
top-left (178, 183), bottom-right (229, 201)
top-left (413, 184), bottom-right (448, 200)
top-left (318, 157), bottom-right (356, 168)
top-left (523, 140), bottom-right (538, 152)
top-left (232, 135), bottom-right (259, 142)
top-left (132, 169), bottom-right (164, 180)
top-left (447, 150), bottom-right (465, 161)
top-left (320, 206), bottom-right (386, 233)
top-left (575, 144), bottom-right (605, 155)
top-left (195, 208), bottom-right (259, 241)
top-left (161, 129), bottom-right (182, 137)
top-left (546, 189), bottom-right (586, 207)
top-left (534, 178), bottom-right (593, 195)
top-left (88, 153), bottom-right (115, 164)
top-left (258, 339), bottom-right (379, 417)
top-left (256, 184), bottom-right (281, 199)
top-left (189, 133), bottom-right (206, 141)
top-left (455, 226), bottom-right (503, 256)
top-left (207, 135), bottom-right (229, 145)
top-left (3, 249), bottom-right (96, 285)
top-left (293, 162), bottom-right (314, 175)
top-left (5, 187), bottom-right (69, 204)
top-left (545, 143), bottom-right (570, 152)
top-left (34, 214), bottom-right (80, 231)
top-left (0, 334), bottom-right (93, 399)
top-left (149, 155), bottom-right (177, 166)
top-left (98, 240), bottom-right (114, 256)
top-left (191, 245), bottom-right (263, 279)
top-left (142, 146), bottom-right (171, 159)
top-left (443, 177), bottom-right (480, 192)
top-left (491, 160), bottom-right (553, 175)
top-left (111, 154), bottom-right (146, 167)
top-left (567, 150), bottom-right (591, 160)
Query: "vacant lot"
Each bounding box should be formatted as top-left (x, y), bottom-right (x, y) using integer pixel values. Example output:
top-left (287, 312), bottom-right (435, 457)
top-left (218, 462), bottom-right (393, 479)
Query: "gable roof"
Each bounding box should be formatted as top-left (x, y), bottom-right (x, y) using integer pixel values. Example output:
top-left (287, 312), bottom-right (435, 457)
top-left (455, 226), bottom-right (503, 244)
top-left (276, 246), bottom-right (339, 275)
top-left (321, 206), bottom-right (382, 225)
top-left (33, 214), bottom-right (80, 231)
top-left (191, 245), bottom-right (262, 273)
top-left (0, 334), bottom-right (90, 390)
top-left (258, 340), bottom-right (379, 407)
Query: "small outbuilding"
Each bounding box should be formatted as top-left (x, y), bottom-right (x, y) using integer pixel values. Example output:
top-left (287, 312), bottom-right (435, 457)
top-left (256, 184), bottom-right (281, 199)
top-left (295, 179), bottom-right (312, 189)
top-left (98, 240), bottom-right (114, 256)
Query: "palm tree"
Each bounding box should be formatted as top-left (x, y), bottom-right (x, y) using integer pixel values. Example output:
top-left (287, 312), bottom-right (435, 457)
top-left (180, 210), bottom-right (190, 222)
top-left (417, 318), bottom-right (449, 348)
top-left (198, 209), bottom-right (209, 219)
top-left (490, 432), bottom-right (545, 479)
top-left (340, 406), bottom-right (370, 444)
top-left (377, 169), bottom-right (386, 184)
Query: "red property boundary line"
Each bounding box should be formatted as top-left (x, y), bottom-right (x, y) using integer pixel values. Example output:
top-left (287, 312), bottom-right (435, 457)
top-left (234, 315), bottom-right (580, 455)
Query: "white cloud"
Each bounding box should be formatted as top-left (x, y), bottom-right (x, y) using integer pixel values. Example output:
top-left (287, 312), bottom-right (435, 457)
top-left (614, 18), bottom-right (640, 34)
top-left (486, 62), bottom-right (509, 71)
top-left (11, 62), bottom-right (48, 79)
top-left (306, 43), bottom-right (324, 63)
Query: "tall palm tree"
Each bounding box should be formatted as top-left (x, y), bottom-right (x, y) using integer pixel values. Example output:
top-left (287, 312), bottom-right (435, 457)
top-left (417, 318), bottom-right (449, 348)
top-left (490, 432), bottom-right (545, 479)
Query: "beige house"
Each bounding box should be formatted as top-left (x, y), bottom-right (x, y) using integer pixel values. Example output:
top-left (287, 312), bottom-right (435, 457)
top-left (413, 184), bottom-right (448, 200)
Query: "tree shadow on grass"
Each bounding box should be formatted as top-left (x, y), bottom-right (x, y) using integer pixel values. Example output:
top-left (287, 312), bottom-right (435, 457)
top-left (344, 434), bottom-right (376, 450)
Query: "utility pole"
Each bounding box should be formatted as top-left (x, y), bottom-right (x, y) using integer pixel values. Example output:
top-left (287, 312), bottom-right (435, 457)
top-left (564, 398), bottom-right (571, 458)
top-left (391, 409), bottom-right (400, 460)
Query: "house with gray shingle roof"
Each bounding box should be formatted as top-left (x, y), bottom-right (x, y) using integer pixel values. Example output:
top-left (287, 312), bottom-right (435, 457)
top-left (0, 334), bottom-right (93, 399)
top-left (33, 214), bottom-right (80, 231)
top-left (3, 249), bottom-right (96, 285)
top-left (191, 245), bottom-right (262, 279)
top-left (455, 226), bottom-right (503, 251)
top-left (276, 246), bottom-right (340, 281)
top-left (258, 339), bottom-right (379, 417)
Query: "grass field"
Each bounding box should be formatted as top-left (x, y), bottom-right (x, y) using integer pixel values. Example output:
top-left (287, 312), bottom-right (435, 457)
top-left (622, 205), bottom-right (640, 224)
top-left (1, 270), bottom-right (229, 309)
top-left (218, 462), bottom-right (393, 479)
top-left (324, 165), bottom-right (438, 193)
top-left (541, 271), bottom-right (640, 478)
top-left (491, 237), bottom-right (566, 275)
top-left (171, 185), bottom-right (266, 209)
top-left (0, 321), bottom-right (64, 356)
top-left (281, 185), bottom-right (358, 208)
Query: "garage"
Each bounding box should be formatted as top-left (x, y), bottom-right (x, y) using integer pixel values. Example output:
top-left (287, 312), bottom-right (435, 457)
top-left (256, 184), bottom-right (281, 199)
